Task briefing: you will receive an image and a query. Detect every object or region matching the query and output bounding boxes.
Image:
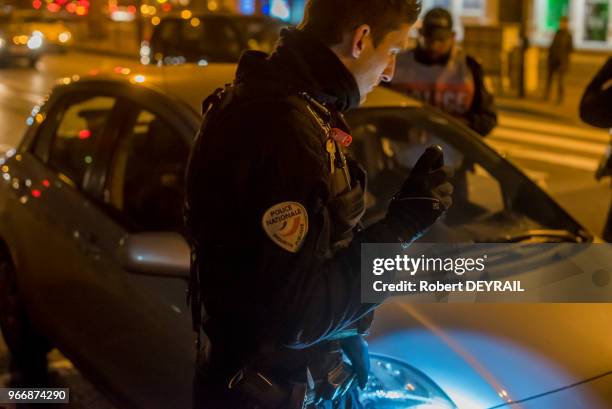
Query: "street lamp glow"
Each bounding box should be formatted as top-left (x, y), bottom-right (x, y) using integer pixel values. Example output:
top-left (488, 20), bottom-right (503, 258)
top-left (58, 31), bottom-right (71, 43)
top-left (181, 9), bottom-right (192, 19)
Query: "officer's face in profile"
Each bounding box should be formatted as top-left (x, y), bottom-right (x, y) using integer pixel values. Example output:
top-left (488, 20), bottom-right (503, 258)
top-left (344, 23), bottom-right (412, 104)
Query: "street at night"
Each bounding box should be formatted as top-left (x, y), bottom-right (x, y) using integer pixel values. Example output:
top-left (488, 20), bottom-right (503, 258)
top-left (1, 0), bottom-right (612, 408)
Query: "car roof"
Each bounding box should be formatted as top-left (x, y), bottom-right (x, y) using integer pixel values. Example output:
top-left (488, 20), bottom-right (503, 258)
top-left (70, 63), bottom-right (422, 115)
top-left (158, 12), bottom-right (282, 22)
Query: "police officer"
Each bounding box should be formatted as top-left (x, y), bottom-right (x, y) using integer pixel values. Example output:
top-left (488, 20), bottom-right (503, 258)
top-left (390, 7), bottom-right (498, 137)
top-left (184, 1), bottom-right (453, 408)
top-left (580, 57), bottom-right (612, 241)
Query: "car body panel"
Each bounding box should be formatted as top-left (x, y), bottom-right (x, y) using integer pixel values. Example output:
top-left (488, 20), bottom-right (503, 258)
top-left (0, 67), bottom-right (610, 409)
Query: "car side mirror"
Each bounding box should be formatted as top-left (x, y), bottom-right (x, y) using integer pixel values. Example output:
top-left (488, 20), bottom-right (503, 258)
top-left (119, 232), bottom-right (190, 279)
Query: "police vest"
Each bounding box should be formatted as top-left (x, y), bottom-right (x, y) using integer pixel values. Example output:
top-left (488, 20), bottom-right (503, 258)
top-left (392, 49), bottom-right (475, 116)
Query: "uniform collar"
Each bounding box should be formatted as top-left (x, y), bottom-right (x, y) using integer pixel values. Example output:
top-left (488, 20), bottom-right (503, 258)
top-left (269, 28), bottom-right (361, 112)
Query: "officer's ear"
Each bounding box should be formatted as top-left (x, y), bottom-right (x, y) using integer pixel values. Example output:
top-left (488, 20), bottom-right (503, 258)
top-left (350, 24), bottom-right (372, 58)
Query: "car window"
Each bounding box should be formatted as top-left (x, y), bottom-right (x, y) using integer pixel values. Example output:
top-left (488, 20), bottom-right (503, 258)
top-left (346, 108), bottom-right (504, 227)
top-left (152, 18), bottom-right (242, 63)
top-left (238, 17), bottom-right (283, 54)
top-left (46, 95), bottom-right (116, 188)
top-left (107, 109), bottom-right (190, 232)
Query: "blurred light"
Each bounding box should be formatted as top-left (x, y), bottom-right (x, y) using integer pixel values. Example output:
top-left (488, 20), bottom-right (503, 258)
top-left (76, 5), bottom-right (87, 15)
top-left (1, 165), bottom-right (8, 173)
top-left (19, 196), bottom-right (28, 204)
top-left (84, 156), bottom-right (93, 164)
top-left (197, 59), bottom-right (208, 66)
top-left (180, 9), bottom-right (192, 19)
top-left (25, 179), bottom-right (32, 187)
top-left (78, 129), bottom-right (91, 139)
top-left (2, 174), bottom-right (9, 181)
top-left (140, 42), bottom-right (151, 57)
top-left (72, 75), bottom-right (80, 81)
top-left (207, 0), bottom-right (218, 11)
top-left (35, 113), bottom-right (44, 123)
top-left (140, 56), bottom-right (150, 64)
top-left (31, 189), bottom-right (41, 198)
top-left (28, 31), bottom-right (42, 50)
top-left (120, 67), bottom-right (131, 75)
top-left (88, 68), bottom-right (99, 76)
top-left (58, 31), bottom-right (71, 43)
top-left (111, 9), bottom-right (134, 21)
top-left (32, 0), bottom-right (42, 9)
top-left (26, 117), bottom-right (34, 126)
top-left (151, 16), bottom-right (161, 25)
top-left (147, 5), bottom-right (156, 15)
top-left (0, 38), bottom-right (5, 49)
top-left (140, 4), bottom-right (148, 14)
top-left (190, 17), bottom-right (200, 27)
top-left (240, 0), bottom-right (255, 14)
top-left (6, 149), bottom-right (15, 158)
top-left (161, 3), bottom-right (171, 12)
top-left (14, 154), bottom-right (22, 162)
top-left (66, 2), bottom-right (76, 13)
top-left (47, 2), bottom-right (60, 12)
top-left (270, 0), bottom-right (290, 20)
top-left (156, 0), bottom-right (167, 3)
top-left (154, 52), bottom-right (163, 61)
top-left (133, 74), bottom-right (145, 83)
top-left (114, 66), bottom-right (123, 74)
top-left (42, 179), bottom-right (50, 188)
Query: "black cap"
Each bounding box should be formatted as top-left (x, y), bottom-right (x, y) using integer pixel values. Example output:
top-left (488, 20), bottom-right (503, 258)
top-left (422, 7), bottom-right (453, 40)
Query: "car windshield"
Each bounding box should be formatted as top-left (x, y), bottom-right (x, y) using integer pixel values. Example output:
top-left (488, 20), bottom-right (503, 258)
top-left (345, 107), bottom-right (587, 243)
top-left (150, 16), bottom-right (282, 64)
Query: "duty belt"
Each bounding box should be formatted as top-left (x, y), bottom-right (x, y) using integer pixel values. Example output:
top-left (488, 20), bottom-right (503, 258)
top-left (228, 361), bottom-right (356, 409)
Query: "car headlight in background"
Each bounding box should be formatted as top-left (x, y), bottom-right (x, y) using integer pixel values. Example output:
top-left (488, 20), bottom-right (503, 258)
top-left (58, 31), bottom-right (71, 43)
top-left (27, 31), bottom-right (43, 50)
top-left (360, 354), bottom-right (457, 409)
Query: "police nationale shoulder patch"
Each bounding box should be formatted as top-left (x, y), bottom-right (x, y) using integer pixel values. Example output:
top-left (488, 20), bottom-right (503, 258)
top-left (262, 201), bottom-right (309, 253)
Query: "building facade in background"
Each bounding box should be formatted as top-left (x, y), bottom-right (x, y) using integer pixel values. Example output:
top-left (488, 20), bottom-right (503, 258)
top-left (532, 0), bottom-right (611, 50)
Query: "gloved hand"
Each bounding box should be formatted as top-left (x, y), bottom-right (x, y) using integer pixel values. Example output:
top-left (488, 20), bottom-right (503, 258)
top-left (385, 145), bottom-right (453, 242)
top-left (340, 335), bottom-right (370, 389)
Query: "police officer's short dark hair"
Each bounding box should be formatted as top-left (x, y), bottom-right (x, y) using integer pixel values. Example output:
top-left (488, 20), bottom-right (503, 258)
top-left (299, 0), bottom-right (421, 46)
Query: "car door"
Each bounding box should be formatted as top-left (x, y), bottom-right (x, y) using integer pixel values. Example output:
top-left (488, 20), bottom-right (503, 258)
top-left (64, 87), bottom-right (197, 409)
top-left (15, 91), bottom-right (125, 349)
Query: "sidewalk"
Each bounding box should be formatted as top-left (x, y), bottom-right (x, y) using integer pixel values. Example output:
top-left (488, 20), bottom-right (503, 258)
top-left (494, 52), bottom-right (609, 128)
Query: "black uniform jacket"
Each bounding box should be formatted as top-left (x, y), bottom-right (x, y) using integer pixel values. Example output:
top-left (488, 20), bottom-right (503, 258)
top-left (185, 29), bottom-right (398, 380)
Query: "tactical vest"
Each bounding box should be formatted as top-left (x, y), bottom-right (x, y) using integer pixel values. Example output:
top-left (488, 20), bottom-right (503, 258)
top-left (392, 48), bottom-right (475, 116)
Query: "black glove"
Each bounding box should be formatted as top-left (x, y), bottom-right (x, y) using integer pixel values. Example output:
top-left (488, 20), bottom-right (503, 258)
top-left (340, 335), bottom-right (370, 389)
top-left (385, 145), bottom-right (453, 242)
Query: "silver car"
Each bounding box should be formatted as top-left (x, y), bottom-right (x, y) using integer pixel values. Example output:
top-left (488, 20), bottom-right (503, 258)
top-left (0, 64), bottom-right (609, 409)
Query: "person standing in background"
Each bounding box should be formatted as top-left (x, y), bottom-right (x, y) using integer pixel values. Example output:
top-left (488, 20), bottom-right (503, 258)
top-left (545, 16), bottom-right (573, 104)
top-left (390, 7), bottom-right (498, 137)
top-left (580, 57), bottom-right (612, 242)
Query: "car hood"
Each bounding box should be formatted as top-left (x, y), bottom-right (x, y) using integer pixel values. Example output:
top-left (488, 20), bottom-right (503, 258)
top-left (369, 302), bottom-right (612, 408)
